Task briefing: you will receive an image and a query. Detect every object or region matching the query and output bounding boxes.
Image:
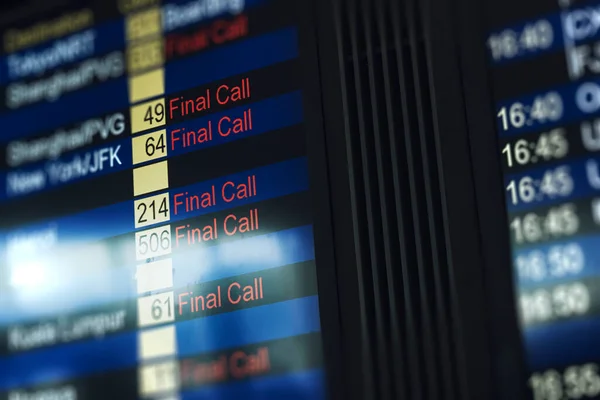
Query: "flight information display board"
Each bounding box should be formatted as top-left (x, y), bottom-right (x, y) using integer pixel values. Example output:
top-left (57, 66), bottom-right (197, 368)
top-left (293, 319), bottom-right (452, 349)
top-left (0, 1), bottom-right (327, 399)
top-left (484, 0), bottom-right (600, 398)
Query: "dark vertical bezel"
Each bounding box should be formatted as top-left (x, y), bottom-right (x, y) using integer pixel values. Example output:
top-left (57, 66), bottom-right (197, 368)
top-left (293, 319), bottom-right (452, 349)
top-left (308, 0), bottom-right (531, 397)
top-left (418, 0), bottom-right (503, 397)
top-left (308, 0), bottom-right (371, 399)
top-left (295, 2), bottom-right (346, 400)
top-left (453, 0), bottom-right (531, 398)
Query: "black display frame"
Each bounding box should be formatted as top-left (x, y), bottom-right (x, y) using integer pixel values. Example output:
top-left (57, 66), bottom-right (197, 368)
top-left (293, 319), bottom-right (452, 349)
top-left (409, 0), bottom-right (527, 397)
top-left (309, 0), bottom-right (371, 397)
top-left (309, 0), bottom-right (531, 398)
top-left (295, 1), bottom-right (346, 400)
top-left (453, 0), bottom-right (532, 398)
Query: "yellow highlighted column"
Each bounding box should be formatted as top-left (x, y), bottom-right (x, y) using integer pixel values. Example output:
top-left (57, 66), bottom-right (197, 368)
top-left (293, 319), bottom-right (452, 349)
top-left (123, 4), bottom-right (180, 400)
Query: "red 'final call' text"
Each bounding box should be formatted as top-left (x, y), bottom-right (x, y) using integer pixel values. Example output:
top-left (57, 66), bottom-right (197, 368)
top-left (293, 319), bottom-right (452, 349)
top-left (174, 208), bottom-right (259, 247)
top-left (165, 14), bottom-right (249, 59)
top-left (180, 346), bottom-right (271, 385)
top-left (170, 109), bottom-right (252, 151)
top-left (178, 277), bottom-right (264, 315)
top-left (169, 77), bottom-right (251, 119)
top-left (173, 174), bottom-right (257, 216)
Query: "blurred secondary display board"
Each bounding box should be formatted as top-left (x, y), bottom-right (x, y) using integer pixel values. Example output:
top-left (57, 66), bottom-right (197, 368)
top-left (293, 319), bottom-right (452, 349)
top-left (484, 0), bottom-right (600, 398)
top-left (0, 0), bottom-right (327, 399)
